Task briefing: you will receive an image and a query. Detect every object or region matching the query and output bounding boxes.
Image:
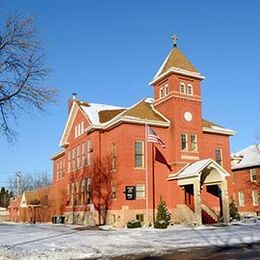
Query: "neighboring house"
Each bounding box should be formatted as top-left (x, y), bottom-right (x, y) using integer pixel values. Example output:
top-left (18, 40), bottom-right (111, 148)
top-left (9, 187), bottom-right (51, 223)
top-left (9, 37), bottom-right (236, 227)
top-left (231, 144), bottom-right (260, 216)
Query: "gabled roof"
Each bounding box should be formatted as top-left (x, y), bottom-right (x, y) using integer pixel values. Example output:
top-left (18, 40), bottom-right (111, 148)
top-left (20, 191), bottom-right (40, 208)
top-left (123, 99), bottom-right (168, 122)
top-left (232, 144), bottom-right (260, 170)
top-left (202, 119), bottom-right (236, 136)
top-left (168, 158), bottom-right (230, 181)
top-left (59, 98), bottom-right (170, 147)
top-left (81, 103), bottom-right (124, 125)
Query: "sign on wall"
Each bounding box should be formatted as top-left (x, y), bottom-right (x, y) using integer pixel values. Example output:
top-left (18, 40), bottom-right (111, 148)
top-left (124, 186), bottom-right (136, 200)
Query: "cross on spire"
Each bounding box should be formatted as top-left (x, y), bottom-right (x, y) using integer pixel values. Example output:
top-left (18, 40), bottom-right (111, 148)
top-left (171, 34), bottom-right (178, 47)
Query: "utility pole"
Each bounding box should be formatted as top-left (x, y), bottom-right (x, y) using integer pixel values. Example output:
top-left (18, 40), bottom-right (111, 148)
top-left (16, 171), bottom-right (21, 196)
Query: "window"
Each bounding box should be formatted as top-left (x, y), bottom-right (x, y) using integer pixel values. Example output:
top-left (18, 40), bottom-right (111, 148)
top-left (87, 139), bottom-right (93, 166)
top-left (111, 186), bottom-right (117, 199)
top-left (181, 133), bottom-right (188, 151)
top-left (187, 84), bottom-right (193, 95)
top-left (215, 148), bottom-right (223, 166)
top-left (165, 84), bottom-right (169, 96)
top-left (74, 122), bottom-right (84, 138)
top-left (59, 160), bottom-right (63, 178)
top-left (66, 184), bottom-right (70, 205)
top-left (81, 142), bottom-right (86, 167)
top-left (71, 182), bottom-right (75, 205)
top-left (68, 150), bottom-right (71, 172)
top-left (111, 143), bottom-right (116, 170)
top-left (56, 162), bottom-right (59, 180)
top-left (86, 178), bottom-right (91, 204)
top-left (136, 214), bottom-right (145, 223)
top-left (159, 87), bottom-right (164, 98)
top-left (238, 191), bottom-right (245, 206)
top-left (79, 121), bottom-right (84, 135)
top-left (75, 181), bottom-right (80, 205)
top-left (72, 148), bottom-right (76, 170)
top-left (81, 180), bottom-right (85, 204)
top-left (136, 184), bottom-right (145, 198)
top-left (252, 190), bottom-right (259, 206)
top-left (62, 159), bottom-right (65, 177)
top-left (250, 168), bottom-right (257, 182)
top-left (190, 134), bottom-right (198, 152)
top-left (180, 82), bottom-right (186, 94)
top-left (75, 125), bottom-right (78, 138)
top-left (77, 145), bottom-right (81, 169)
top-left (135, 141), bottom-right (144, 168)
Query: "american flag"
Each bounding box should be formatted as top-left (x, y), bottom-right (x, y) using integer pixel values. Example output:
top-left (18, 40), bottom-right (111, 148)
top-left (147, 126), bottom-right (166, 148)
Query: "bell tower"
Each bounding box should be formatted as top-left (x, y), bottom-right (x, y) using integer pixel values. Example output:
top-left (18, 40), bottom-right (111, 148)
top-left (150, 36), bottom-right (205, 169)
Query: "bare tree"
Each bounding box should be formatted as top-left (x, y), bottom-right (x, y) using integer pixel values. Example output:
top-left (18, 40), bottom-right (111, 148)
top-left (8, 171), bottom-right (51, 196)
top-left (91, 155), bottom-right (120, 225)
top-left (0, 13), bottom-right (57, 142)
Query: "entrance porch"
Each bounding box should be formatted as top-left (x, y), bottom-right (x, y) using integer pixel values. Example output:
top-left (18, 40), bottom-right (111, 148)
top-left (169, 159), bottom-right (230, 225)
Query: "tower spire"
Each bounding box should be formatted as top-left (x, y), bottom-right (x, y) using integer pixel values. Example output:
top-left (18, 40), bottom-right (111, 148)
top-left (171, 34), bottom-right (178, 47)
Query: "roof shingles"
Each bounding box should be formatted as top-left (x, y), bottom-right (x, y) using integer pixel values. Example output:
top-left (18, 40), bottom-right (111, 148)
top-left (156, 47), bottom-right (198, 78)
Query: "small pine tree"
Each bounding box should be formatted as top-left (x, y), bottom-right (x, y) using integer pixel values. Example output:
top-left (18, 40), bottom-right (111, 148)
top-left (154, 197), bottom-right (171, 229)
top-left (229, 200), bottom-right (240, 220)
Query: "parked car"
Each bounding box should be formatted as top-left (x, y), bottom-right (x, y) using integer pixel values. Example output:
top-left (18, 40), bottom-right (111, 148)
top-left (241, 214), bottom-right (257, 224)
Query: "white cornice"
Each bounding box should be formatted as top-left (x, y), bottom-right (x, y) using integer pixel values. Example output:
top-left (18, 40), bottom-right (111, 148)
top-left (149, 67), bottom-right (205, 86)
top-left (49, 149), bottom-right (65, 160)
top-left (203, 127), bottom-right (236, 136)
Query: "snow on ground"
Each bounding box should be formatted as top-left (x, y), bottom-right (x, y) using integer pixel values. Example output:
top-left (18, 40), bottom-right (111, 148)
top-left (0, 222), bottom-right (260, 259)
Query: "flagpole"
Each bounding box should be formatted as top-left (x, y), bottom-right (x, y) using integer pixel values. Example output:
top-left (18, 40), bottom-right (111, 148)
top-left (145, 123), bottom-right (149, 227)
top-left (152, 143), bottom-right (155, 223)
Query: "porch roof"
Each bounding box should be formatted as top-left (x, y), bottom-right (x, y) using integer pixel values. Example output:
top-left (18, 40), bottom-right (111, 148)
top-left (168, 158), bottom-right (230, 181)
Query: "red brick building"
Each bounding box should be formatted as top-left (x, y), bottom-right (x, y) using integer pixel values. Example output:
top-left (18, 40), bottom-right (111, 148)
top-left (9, 37), bottom-right (236, 226)
top-left (231, 144), bottom-right (260, 216)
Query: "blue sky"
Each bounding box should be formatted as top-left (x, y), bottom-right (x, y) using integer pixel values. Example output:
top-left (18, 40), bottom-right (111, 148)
top-left (0, 0), bottom-right (259, 188)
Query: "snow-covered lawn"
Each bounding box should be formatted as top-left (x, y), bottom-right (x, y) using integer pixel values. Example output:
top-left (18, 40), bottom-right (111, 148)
top-left (0, 222), bottom-right (259, 259)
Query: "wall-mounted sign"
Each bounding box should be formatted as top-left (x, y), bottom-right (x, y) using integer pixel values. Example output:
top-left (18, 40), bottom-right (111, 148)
top-left (124, 186), bottom-right (136, 200)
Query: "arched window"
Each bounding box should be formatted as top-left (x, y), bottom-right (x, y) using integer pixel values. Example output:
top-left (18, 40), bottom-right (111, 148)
top-left (187, 84), bottom-right (193, 95)
top-left (164, 84), bottom-right (169, 96)
top-left (180, 82), bottom-right (186, 94)
top-left (159, 87), bottom-right (164, 98)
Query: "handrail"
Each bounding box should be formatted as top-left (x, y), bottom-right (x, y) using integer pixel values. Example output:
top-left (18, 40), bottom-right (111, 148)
top-left (201, 200), bottom-right (220, 220)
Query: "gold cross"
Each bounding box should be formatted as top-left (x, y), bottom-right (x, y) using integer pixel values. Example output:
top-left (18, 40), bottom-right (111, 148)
top-left (171, 34), bottom-right (178, 47)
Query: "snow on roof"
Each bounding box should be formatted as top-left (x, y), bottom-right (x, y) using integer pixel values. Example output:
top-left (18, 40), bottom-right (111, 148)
top-left (232, 144), bottom-right (260, 170)
top-left (81, 103), bottom-right (125, 125)
top-left (176, 159), bottom-right (211, 179)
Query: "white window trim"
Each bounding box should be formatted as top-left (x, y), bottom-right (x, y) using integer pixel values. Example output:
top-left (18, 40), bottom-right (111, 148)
top-left (159, 87), bottom-right (164, 98)
top-left (164, 84), bottom-right (169, 96)
top-left (187, 83), bottom-right (193, 95)
top-left (135, 140), bottom-right (145, 168)
top-left (215, 148), bottom-right (223, 166)
top-left (180, 82), bottom-right (186, 94)
top-left (250, 168), bottom-right (257, 182)
top-left (238, 191), bottom-right (245, 207)
top-left (136, 184), bottom-right (145, 198)
top-left (252, 190), bottom-right (259, 206)
top-left (190, 134), bottom-right (198, 152)
top-left (181, 133), bottom-right (188, 151)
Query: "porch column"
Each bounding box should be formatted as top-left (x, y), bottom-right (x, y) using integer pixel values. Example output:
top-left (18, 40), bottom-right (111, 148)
top-left (220, 180), bottom-right (230, 224)
top-left (193, 178), bottom-right (202, 225)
